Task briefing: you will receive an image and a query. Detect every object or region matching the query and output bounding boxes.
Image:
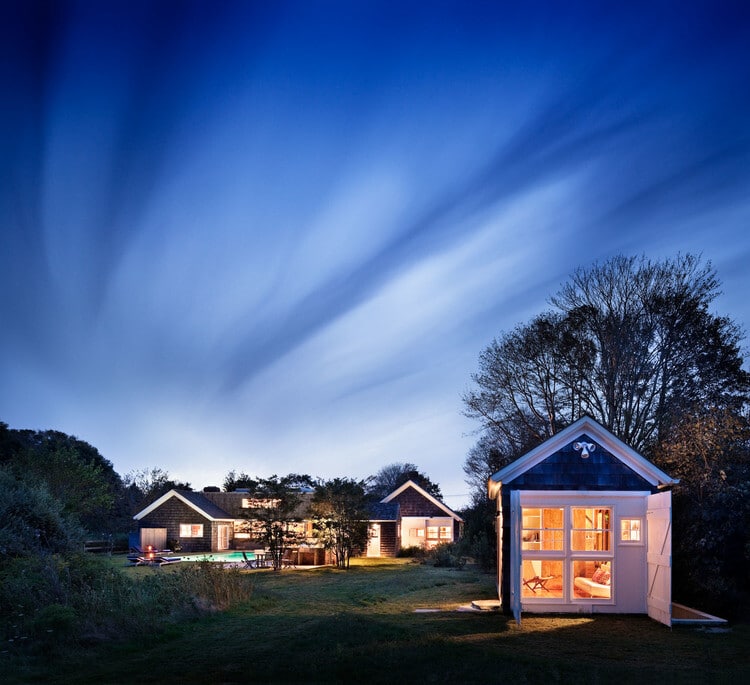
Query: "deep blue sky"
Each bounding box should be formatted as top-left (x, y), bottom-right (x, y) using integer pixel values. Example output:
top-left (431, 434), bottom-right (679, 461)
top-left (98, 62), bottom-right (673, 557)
top-left (2, 1), bottom-right (749, 507)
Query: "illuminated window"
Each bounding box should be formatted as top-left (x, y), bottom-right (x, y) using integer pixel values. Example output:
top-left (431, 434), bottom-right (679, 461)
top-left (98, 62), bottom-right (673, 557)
top-left (179, 524), bottom-right (204, 538)
top-left (522, 508), bottom-right (564, 550)
top-left (573, 560), bottom-right (612, 599)
top-left (571, 508), bottom-right (611, 551)
top-left (426, 526), bottom-right (439, 539)
top-left (620, 518), bottom-right (642, 542)
top-left (520, 503), bottom-right (614, 603)
top-left (522, 559), bottom-right (564, 598)
top-left (439, 526), bottom-right (452, 540)
top-left (410, 528), bottom-right (425, 537)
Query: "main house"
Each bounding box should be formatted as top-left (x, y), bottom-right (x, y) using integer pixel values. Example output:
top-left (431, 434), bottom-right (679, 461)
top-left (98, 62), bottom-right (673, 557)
top-left (488, 416), bottom-right (678, 626)
top-left (132, 479), bottom-right (463, 560)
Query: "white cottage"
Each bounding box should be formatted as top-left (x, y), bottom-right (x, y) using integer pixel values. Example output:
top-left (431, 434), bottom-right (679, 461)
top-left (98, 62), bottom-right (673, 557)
top-left (488, 416), bottom-right (678, 625)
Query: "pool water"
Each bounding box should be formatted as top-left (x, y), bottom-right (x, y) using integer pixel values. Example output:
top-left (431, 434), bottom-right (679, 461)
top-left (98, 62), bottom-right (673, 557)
top-left (178, 551), bottom-right (254, 563)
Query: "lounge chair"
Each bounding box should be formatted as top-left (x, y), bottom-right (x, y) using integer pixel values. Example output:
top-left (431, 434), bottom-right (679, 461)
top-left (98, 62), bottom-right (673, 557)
top-left (156, 556), bottom-right (181, 565)
top-left (241, 551), bottom-right (254, 569)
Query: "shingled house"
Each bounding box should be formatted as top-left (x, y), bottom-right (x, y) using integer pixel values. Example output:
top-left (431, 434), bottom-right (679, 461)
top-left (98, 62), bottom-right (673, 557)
top-left (133, 478), bottom-right (463, 560)
top-left (132, 489), bottom-right (318, 555)
top-left (487, 415), bottom-right (678, 625)
top-left (365, 479), bottom-right (464, 557)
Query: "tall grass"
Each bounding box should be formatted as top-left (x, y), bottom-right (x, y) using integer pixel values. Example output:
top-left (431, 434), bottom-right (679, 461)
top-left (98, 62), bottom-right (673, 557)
top-left (4, 557), bottom-right (749, 684)
top-left (0, 554), bottom-right (253, 656)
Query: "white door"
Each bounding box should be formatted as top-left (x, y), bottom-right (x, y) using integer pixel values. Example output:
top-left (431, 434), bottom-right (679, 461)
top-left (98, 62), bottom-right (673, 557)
top-left (218, 525), bottom-right (230, 551)
top-left (646, 491), bottom-right (672, 626)
top-left (367, 524), bottom-right (381, 557)
top-left (510, 490), bottom-right (522, 624)
top-left (140, 528), bottom-right (167, 551)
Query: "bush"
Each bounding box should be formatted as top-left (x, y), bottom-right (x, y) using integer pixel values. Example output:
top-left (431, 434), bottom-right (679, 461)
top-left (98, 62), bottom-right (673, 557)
top-left (396, 545), bottom-right (425, 559)
top-left (1, 554), bottom-right (255, 653)
top-left (428, 543), bottom-right (466, 569)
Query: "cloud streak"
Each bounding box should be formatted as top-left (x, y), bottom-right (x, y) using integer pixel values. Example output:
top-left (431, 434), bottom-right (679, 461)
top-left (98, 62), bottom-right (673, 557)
top-left (2, 2), bottom-right (749, 505)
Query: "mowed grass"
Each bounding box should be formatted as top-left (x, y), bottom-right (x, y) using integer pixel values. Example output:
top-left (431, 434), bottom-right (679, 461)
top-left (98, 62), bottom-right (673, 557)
top-left (11, 557), bottom-right (750, 684)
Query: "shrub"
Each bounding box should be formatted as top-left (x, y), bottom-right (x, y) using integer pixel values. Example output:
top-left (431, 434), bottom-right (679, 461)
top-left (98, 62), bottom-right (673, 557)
top-left (429, 543), bottom-right (466, 569)
top-left (1, 555), bottom-right (255, 653)
top-left (396, 545), bottom-right (424, 559)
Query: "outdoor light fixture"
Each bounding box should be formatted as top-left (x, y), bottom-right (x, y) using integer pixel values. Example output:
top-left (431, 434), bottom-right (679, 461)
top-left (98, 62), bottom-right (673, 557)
top-left (573, 441), bottom-right (596, 458)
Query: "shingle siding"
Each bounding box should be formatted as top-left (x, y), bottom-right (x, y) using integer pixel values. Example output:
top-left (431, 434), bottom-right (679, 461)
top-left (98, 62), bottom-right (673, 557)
top-left (391, 488), bottom-right (446, 517)
top-left (140, 498), bottom-right (213, 553)
top-left (510, 436), bottom-right (656, 492)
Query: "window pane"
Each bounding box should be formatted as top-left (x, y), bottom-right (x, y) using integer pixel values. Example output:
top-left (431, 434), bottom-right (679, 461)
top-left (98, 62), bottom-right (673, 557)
top-left (572, 560), bottom-right (612, 599)
top-left (571, 508), bottom-right (611, 551)
top-left (521, 559), bottom-right (564, 598)
top-left (522, 507), bottom-right (564, 550)
top-left (620, 519), bottom-right (641, 542)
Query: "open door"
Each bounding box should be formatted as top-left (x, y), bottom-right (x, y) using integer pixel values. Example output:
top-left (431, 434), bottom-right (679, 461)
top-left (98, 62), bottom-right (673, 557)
top-left (646, 491), bottom-right (672, 626)
top-left (510, 490), bottom-right (522, 624)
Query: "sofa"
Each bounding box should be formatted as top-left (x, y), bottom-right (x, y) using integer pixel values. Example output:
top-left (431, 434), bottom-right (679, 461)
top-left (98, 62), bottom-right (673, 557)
top-left (574, 563), bottom-right (611, 598)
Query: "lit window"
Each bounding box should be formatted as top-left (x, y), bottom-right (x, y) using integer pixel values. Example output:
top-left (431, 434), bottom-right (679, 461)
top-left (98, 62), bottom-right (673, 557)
top-left (522, 508), bottom-right (564, 550)
top-left (571, 508), bottom-right (611, 551)
top-left (573, 560), bottom-right (612, 599)
top-left (522, 559), bottom-right (564, 598)
top-left (439, 526), bottom-right (452, 540)
top-left (179, 524), bottom-right (204, 538)
top-left (620, 518), bottom-right (642, 542)
top-left (409, 528), bottom-right (425, 537)
top-left (426, 526), bottom-right (439, 539)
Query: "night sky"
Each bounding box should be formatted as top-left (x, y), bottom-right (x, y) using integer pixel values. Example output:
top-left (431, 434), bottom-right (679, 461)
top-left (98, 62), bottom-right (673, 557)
top-left (2, 1), bottom-right (749, 507)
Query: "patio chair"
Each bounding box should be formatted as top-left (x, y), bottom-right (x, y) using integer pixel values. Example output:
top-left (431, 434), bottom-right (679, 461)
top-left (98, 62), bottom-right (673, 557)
top-left (241, 551), bottom-right (254, 569)
top-left (282, 549), bottom-right (296, 568)
top-left (523, 560), bottom-right (554, 593)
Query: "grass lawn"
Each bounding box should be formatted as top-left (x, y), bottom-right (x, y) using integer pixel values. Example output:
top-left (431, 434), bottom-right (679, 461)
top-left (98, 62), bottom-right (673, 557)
top-left (9, 557), bottom-right (750, 684)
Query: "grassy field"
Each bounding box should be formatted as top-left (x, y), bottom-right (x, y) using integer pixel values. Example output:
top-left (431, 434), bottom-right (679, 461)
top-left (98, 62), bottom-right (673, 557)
top-left (8, 557), bottom-right (749, 684)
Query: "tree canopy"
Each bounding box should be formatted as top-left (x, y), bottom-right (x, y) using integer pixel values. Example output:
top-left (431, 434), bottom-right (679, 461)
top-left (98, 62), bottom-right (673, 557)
top-left (123, 467), bottom-right (192, 516)
top-left (312, 477), bottom-right (370, 569)
top-left (367, 462), bottom-right (443, 501)
top-left (237, 474), bottom-right (312, 571)
top-left (464, 254), bottom-right (749, 480)
top-left (0, 423), bottom-right (127, 535)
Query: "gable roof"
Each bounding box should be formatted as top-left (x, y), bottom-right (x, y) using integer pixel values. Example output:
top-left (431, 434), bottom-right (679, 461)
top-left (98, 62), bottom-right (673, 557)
top-left (381, 479), bottom-right (464, 522)
top-left (133, 489), bottom-right (235, 521)
top-left (487, 415), bottom-right (678, 499)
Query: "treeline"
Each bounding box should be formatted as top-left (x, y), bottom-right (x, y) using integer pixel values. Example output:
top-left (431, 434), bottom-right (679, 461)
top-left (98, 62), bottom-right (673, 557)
top-left (0, 424), bottom-right (256, 658)
top-left (0, 420), bottom-right (451, 656)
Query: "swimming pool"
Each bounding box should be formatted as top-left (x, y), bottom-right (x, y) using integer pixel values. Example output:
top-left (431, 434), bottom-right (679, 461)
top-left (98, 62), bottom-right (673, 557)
top-left (178, 551), bottom-right (254, 563)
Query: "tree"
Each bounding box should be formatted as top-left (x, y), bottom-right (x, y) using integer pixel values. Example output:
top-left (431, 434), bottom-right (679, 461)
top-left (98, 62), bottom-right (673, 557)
top-left (654, 407), bottom-right (750, 613)
top-left (0, 466), bottom-right (84, 558)
top-left (238, 474), bottom-right (311, 571)
top-left (0, 425), bottom-right (126, 535)
top-left (223, 471), bottom-right (257, 492)
top-left (464, 254), bottom-right (750, 489)
top-left (123, 468), bottom-right (192, 516)
top-left (368, 462), bottom-right (443, 501)
top-left (311, 478), bottom-right (370, 569)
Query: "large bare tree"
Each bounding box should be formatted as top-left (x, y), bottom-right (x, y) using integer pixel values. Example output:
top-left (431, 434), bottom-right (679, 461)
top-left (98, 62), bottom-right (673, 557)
top-left (464, 254), bottom-right (749, 475)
